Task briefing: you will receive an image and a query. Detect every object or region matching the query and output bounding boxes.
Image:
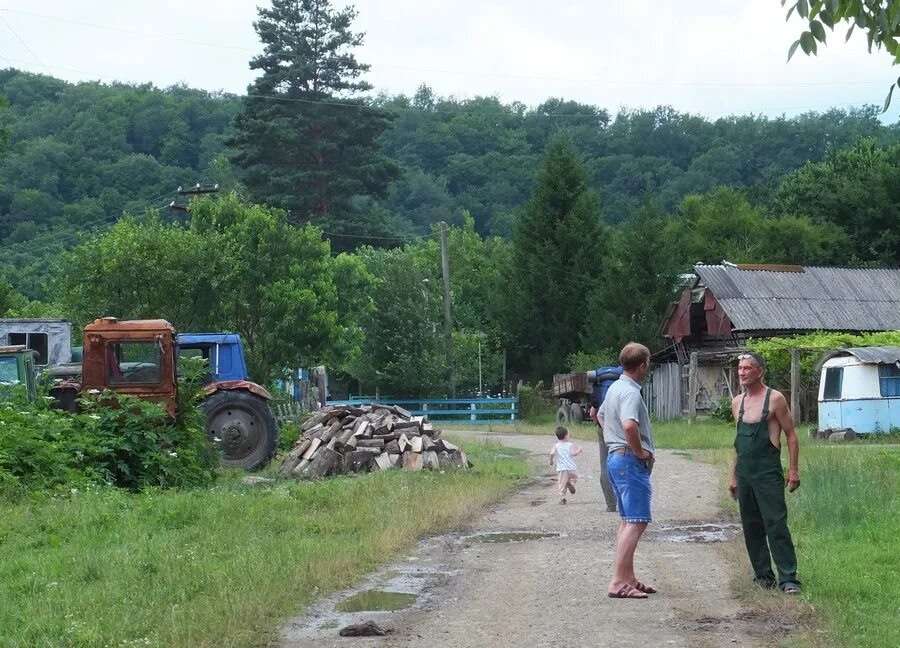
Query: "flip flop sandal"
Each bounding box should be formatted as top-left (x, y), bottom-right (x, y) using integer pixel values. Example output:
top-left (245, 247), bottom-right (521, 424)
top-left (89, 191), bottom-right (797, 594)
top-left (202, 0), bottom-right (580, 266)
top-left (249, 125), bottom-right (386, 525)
top-left (567, 483), bottom-right (576, 494)
top-left (633, 581), bottom-right (657, 594)
top-left (781, 583), bottom-right (801, 595)
top-left (607, 584), bottom-right (648, 599)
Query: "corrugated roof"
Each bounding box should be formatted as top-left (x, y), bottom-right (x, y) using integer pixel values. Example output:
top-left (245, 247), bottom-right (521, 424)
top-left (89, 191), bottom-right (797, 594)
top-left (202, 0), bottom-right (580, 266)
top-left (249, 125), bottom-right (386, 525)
top-left (694, 264), bottom-right (900, 331)
top-left (836, 346), bottom-right (900, 365)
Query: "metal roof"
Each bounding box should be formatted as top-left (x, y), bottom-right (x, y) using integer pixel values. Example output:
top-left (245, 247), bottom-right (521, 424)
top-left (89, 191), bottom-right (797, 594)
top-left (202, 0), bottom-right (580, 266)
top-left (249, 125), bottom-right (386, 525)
top-left (694, 264), bottom-right (900, 332)
top-left (833, 346), bottom-right (900, 365)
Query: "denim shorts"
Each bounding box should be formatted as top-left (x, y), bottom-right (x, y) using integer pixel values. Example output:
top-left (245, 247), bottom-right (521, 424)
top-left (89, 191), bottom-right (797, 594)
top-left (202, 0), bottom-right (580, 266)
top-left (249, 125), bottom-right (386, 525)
top-left (607, 451), bottom-right (652, 523)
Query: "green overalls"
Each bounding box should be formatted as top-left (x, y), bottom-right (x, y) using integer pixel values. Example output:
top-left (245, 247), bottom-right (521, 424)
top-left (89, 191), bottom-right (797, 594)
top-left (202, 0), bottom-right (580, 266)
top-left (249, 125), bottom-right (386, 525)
top-left (734, 388), bottom-right (799, 588)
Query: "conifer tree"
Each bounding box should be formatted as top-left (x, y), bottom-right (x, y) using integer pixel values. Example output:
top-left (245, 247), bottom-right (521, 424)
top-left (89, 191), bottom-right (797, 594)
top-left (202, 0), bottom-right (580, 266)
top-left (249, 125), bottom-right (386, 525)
top-left (506, 137), bottom-right (605, 377)
top-left (228, 0), bottom-right (399, 244)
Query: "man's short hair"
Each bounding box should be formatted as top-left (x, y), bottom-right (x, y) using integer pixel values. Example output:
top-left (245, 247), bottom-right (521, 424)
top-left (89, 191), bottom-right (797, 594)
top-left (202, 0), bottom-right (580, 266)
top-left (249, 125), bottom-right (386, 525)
top-left (619, 342), bottom-right (650, 372)
top-left (555, 426), bottom-right (568, 440)
top-left (737, 351), bottom-right (766, 370)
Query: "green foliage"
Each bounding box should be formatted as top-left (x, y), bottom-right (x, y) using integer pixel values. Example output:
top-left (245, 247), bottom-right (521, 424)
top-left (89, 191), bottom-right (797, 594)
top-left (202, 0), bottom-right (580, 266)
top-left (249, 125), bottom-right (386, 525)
top-left (709, 396), bottom-right (735, 423)
top-left (507, 136), bottom-right (605, 378)
top-left (277, 421), bottom-right (302, 453)
top-left (747, 330), bottom-right (900, 390)
top-left (0, 388), bottom-right (216, 496)
top-left (566, 349), bottom-right (617, 372)
top-left (516, 382), bottom-right (555, 421)
top-left (228, 0), bottom-right (399, 245)
top-left (783, 0), bottom-right (900, 109)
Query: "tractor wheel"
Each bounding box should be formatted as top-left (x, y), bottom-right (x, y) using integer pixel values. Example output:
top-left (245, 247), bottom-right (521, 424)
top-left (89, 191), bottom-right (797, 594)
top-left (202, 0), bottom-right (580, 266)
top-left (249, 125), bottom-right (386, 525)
top-left (556, 406), bottom-right (570, 423)
top-left (202, 390), bottom-right (278, 470)
top-left (568, 403), bottom-right (583, 423)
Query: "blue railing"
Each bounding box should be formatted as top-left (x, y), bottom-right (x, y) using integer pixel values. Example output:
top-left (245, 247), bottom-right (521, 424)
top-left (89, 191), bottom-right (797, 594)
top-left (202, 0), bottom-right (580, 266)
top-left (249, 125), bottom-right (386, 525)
top-left (325, 397), bottom-right (518, 425)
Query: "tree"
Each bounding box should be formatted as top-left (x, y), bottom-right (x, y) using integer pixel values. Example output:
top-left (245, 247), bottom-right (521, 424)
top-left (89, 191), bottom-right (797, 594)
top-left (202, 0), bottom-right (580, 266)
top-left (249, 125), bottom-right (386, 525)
top-left (506, 137), bottom-right (605, 379)
top-left (228, 0), bottom-right (400, 244)
top-left (774, 139), bottom-right (900, 265)
top-left (782, 0), bottom-right (900, 109)
top-left (56, 194), bottom-right (349, 382)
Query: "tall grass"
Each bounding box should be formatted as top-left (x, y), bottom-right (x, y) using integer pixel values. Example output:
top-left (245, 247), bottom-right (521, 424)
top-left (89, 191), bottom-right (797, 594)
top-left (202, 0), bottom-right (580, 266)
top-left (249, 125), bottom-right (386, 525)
top-left (0, 441), bottom-right (526, 648)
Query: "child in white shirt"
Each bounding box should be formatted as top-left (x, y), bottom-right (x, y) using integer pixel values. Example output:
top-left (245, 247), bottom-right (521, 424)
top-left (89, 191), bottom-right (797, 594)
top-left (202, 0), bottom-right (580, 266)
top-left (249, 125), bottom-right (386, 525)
top-left (550, 426), bottom-right (582, 504)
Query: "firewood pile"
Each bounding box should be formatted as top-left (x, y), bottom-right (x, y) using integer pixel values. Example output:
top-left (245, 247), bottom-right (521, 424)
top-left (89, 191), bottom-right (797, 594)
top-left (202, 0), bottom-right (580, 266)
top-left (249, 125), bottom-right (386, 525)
top-left (280, 404), bottom-right (470, 479)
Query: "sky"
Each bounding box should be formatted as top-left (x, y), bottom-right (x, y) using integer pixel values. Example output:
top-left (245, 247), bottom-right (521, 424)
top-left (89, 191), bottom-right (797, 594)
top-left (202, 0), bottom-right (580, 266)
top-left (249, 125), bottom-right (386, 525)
top-left (0, 0), bottom-right (898, 121)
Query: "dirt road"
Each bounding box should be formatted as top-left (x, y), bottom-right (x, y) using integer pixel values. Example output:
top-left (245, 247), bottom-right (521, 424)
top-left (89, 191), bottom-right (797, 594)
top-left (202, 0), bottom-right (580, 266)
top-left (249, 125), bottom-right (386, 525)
top-left (277, 432), bottom-right (788, 648)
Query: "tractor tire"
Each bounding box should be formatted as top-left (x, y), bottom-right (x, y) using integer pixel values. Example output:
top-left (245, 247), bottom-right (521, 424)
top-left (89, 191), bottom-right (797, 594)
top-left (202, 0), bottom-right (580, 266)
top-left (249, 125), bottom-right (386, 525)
top-left (556, 406), bottom-right (570, 423)
top-left (568, 403), bottom-right (583, 423)
top-left (202, 389), bottom-right (278, 471)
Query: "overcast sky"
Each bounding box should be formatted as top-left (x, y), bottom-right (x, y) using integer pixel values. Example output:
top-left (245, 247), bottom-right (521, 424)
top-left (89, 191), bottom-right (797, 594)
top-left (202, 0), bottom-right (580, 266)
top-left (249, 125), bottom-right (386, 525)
top-left (0, 0), bottom-right (897, 121)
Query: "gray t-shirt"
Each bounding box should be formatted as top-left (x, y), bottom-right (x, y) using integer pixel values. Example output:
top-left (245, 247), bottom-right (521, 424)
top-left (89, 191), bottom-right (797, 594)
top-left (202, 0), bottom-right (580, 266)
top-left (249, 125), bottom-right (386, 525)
top-left (598, 375), bottom-right (655, 454)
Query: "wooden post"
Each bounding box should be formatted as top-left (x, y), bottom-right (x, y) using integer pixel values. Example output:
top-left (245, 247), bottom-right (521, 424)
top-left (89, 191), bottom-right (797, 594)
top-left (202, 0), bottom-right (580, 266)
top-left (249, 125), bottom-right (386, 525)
top-left (790, 348), bottom-right (800, 423)
top-left (688, 352), bottom-right (699, 421)
top-left (510, 399), bottom-right (515, 422)
top-left (439, 222), bottom-right (456, 397)
top-left (470, 402), bottom-right (476, 422)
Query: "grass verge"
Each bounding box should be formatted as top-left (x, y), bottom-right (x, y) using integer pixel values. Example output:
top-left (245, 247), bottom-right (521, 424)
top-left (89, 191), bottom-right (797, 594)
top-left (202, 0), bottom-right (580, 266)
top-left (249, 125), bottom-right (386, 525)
top-left (0, 440), bottom-right (527, 648)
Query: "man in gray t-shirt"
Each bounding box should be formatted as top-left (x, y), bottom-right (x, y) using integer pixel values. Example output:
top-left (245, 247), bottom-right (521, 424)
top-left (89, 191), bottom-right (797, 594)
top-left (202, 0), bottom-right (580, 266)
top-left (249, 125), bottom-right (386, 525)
top-left (597, 342), bottom-right (657, 599)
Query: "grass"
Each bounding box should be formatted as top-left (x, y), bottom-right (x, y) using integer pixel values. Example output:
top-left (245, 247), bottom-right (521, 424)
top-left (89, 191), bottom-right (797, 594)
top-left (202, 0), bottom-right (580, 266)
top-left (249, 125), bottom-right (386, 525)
top-left (0, 440), bottom-right (527, 648)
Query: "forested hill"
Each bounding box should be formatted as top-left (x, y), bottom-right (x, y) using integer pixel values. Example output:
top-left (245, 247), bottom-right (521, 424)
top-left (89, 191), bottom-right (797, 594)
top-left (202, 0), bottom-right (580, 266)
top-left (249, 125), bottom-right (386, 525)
top-left (1, 68), bottom-right (898, 262)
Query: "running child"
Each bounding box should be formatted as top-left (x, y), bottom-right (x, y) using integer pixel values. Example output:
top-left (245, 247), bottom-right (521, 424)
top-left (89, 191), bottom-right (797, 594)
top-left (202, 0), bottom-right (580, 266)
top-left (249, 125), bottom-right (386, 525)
top-left (550, 426), bottom-right (582, 504)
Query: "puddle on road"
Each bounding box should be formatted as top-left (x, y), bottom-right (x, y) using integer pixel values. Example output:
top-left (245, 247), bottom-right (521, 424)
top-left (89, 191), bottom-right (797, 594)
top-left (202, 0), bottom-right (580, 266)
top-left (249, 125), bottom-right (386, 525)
top-left (466, 531), bottom-right (560, 543)
top-left (335, 590), bottom-right (418, 612)
top-left (654, 523), bottom-right (741, 543)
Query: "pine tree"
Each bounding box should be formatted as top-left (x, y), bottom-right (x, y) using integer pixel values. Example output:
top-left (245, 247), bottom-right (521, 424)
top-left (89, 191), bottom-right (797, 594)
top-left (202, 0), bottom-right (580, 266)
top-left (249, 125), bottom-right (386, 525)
top-left (505, 136), bottom-right (605, 378)
top-left (228, 0), bottom-right (400, 245)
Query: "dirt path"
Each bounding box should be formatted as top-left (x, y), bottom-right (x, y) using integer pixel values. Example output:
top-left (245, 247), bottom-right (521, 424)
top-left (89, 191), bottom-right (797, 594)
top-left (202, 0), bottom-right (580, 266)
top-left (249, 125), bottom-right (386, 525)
top-left (277, 432), bottom-right (782, 648)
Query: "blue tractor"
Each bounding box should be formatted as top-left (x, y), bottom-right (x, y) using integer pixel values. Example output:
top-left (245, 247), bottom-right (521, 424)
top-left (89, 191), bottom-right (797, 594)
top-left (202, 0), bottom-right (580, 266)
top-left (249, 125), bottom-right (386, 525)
top-left (177, 333), bottom-right (278, 470)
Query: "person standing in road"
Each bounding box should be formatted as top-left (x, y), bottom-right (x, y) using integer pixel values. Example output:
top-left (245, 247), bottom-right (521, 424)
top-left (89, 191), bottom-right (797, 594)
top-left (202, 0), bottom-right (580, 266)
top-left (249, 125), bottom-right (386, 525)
top-left (729, 352), bottom-right (802, 594)
top-left (597, 342), bottom-right (656, 599)
top-left (589, 403), bottom-right (617, 512)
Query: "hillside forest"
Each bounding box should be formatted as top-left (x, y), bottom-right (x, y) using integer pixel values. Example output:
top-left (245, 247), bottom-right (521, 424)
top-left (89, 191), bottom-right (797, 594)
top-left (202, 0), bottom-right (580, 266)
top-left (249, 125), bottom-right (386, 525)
top-left (1, 0), bottom-right (899, 397)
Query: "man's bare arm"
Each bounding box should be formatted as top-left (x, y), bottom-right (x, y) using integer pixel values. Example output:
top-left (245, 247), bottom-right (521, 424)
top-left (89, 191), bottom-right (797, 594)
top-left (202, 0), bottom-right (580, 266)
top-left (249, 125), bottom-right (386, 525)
top-left (729, 396), bottom-right (740, 499)
top-left (775, 393), bottom-right (800, 491)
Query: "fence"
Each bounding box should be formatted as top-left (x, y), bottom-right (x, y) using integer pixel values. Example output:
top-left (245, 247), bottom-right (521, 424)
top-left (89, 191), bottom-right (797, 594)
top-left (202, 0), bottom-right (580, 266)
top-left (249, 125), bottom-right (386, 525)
top-left (326, 397), bottom-right (518, 425)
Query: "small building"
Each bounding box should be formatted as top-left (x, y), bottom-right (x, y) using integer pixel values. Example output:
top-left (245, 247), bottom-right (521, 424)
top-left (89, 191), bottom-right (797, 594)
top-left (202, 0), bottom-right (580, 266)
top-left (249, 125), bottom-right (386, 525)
top-left (817, 346), bottom-right (900, 435)
top-left (0, 318), bottom-right (72, 368)
top-left (650, 263), bottom-right (900, 421)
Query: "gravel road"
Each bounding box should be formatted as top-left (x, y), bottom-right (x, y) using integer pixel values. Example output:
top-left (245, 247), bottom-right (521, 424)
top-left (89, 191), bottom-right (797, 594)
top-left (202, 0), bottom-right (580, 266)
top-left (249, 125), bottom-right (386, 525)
top-left (277, 431), bottom-right (793, 648)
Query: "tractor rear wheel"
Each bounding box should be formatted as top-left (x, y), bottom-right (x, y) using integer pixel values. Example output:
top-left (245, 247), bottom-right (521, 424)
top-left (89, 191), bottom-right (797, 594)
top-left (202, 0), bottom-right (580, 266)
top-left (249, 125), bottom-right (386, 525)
top-left (202, 390), bottom-right (278, 470)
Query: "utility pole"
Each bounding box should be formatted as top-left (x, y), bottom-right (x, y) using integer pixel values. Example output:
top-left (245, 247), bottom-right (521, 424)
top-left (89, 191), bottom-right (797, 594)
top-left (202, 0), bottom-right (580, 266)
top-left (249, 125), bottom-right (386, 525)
top-left (439, 222), bottom-right (455, 397)
top-left (168, 183), bottom-right (219, 212)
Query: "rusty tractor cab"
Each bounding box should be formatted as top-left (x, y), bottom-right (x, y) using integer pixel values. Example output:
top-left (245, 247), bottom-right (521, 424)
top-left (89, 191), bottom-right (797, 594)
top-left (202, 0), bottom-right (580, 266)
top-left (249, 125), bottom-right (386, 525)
top-left (73, 317), bottom-right (277, 471)
top-left (80, 317), bottom-right (178, 415)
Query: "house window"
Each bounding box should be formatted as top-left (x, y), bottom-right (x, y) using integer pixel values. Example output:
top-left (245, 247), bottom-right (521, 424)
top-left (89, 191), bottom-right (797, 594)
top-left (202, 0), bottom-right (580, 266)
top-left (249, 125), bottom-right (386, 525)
top-left (107, 342), bottom-right (162, 385)
top-left (7, 332), bottom-right (49, 365)
top-left (822, 367), bottom-right (843, 400)
top-left (879, 365), bottom-right (900, 398)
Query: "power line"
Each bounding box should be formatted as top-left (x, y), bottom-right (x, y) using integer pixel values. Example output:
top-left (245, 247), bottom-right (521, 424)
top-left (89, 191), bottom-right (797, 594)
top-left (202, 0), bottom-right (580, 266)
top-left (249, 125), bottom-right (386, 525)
top-left (0, 54), bottom-right (882, 119)
top-left (0, 7), bottom-right (892, 89)
top-left (0, 11), bottom-right (51, 75)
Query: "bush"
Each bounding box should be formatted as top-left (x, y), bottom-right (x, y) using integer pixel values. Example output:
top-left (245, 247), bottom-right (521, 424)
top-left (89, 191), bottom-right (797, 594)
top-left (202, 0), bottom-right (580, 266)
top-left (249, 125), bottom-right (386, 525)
top-left (517, 381), bottom-right (555, 421)
top-left (709, 395), bottom-right (734, 422)
top-left (278, 421), bottom-right (302, 452)
top-left (0, 362), bottom-right (218, 496)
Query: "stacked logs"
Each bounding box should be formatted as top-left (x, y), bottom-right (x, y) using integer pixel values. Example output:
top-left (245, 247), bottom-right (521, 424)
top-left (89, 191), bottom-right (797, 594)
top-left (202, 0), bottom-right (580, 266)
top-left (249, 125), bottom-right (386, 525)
top-left (280, 404), bottom-right (469, 479)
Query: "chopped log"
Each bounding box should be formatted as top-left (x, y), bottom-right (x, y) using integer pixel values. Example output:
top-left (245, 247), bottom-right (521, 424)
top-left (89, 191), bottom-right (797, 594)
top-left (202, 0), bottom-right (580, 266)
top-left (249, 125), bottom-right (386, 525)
top-left (344, 450), bottom-right (377, 473)
top-left (373, 432), bottom-right (402, 442)
top-left (336, 428), bottom-right (355, 446)
top-left (403, 452), bottom-right (424, 471)
top-left (421, 435), bottom-right (435, 452)
top-left (437, 450), bottom-right (452, 469)
top-left (384, 439), bottom-right (401, 455)
top-left (410, 436), bottom-right (424, 453)
top-left (448, 449), bottom-right (468, 468)
top-left (319, 418), bottom-right (344, 443)
top-left (431, 428), bottom-right (441, 438)
top-left (353, 420), bottom-right (371, 438)
top-left (291, 458), bottom-right (310, 475)
top-left (302, 437), bottom-right (322, 460)
top-left (305, 446), bottom-right (343, 478)
top-left (393, 419), bottom-right (420, 431)
top-left (422, 450), bottom-right (440, 469)
top-left (356, 438), bottom-right (385, 449)
top-left (326, 437), bottom-right (337, 450)
top-left (301, 411), bottom-right (329, 431)
top-left (422, 423), bottom-right (435, 435)
top-left (354, 446), bottom-right (382, 454)
top-left (330, 409), bottom-right (350, 420)
top-left (398, 433), bottom-right (410, 453)
top-left (302, 423), bottom-right (324, 439)
top-left (373, 408), bottom-right (391, 417)
top-left (347, 407), bottom-right (366, 417)
top-left (374, 452), bottom-right (392, 470)
top-left (441, 440), bottom-right (458, 452)
top-left (388, 453), bottom-right (400, 467)
top-left (280, 438), bottom-right (312, 475)
top-left (346, 436), bottom-right (358, 449)
top-left (390, 404), bottom-right (412, 418)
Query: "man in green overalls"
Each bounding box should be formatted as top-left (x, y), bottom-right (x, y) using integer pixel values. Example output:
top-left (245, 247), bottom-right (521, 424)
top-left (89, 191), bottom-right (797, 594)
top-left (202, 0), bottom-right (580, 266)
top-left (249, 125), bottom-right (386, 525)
top-left (729, 352), bottom-right (802, 594)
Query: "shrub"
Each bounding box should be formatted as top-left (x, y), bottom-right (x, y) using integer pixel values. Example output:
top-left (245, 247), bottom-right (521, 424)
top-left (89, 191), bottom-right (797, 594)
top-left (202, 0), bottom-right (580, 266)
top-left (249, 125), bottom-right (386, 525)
top-left (517, 381), bottom-right (555, 421)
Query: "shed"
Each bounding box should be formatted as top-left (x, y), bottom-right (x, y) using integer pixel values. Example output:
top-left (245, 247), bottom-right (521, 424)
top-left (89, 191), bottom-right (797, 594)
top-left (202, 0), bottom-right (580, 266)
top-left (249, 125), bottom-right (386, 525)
top-left (0, 319), bottom-right (72, 367)
top-left (650, 264), bottom-right (900, 421)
